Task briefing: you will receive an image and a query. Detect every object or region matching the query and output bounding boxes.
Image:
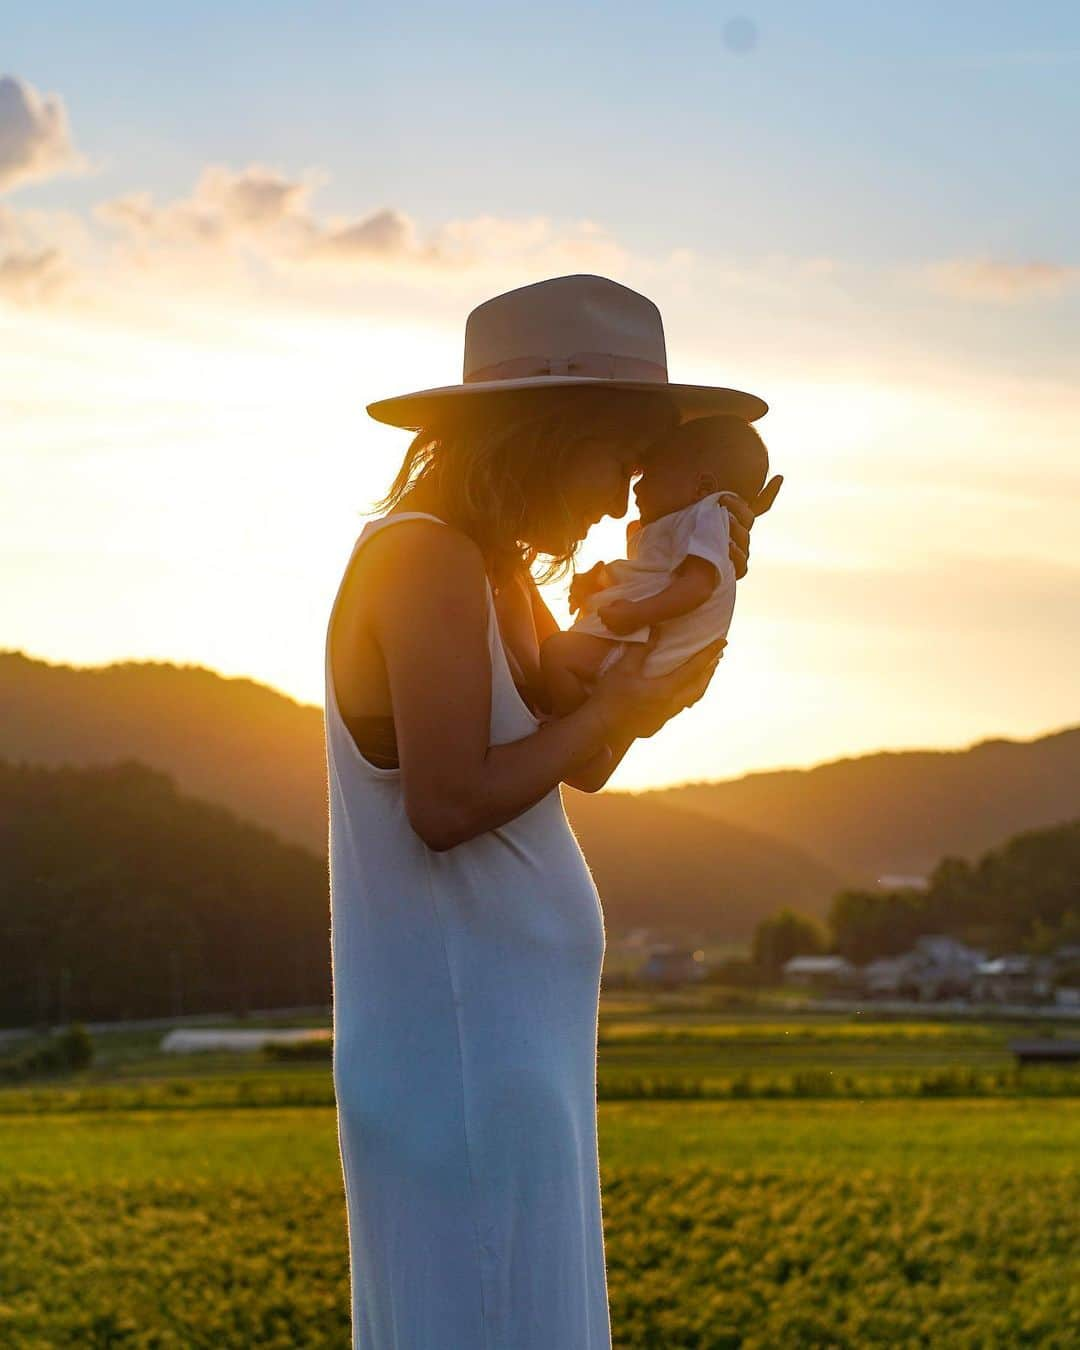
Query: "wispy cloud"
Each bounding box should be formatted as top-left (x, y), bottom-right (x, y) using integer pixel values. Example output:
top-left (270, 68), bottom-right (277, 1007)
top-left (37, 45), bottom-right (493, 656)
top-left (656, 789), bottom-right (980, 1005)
top-left (93, 162), bottom-right (645, 282)
top-left (0, 244), bottom-right (68, 302)
top-left (754, 554), bottom-right (1080, 636)
top-left (0, 199), bottom-right (86, 305)
top-left (927, 257), bottom-right (1078, 301)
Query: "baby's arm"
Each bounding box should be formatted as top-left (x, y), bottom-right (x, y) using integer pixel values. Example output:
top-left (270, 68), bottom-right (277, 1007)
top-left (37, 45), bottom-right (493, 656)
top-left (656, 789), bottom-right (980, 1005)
top-left (598, 555), bottom-right (718, 635)
top-left (540, 630), bottom-right (620, 716)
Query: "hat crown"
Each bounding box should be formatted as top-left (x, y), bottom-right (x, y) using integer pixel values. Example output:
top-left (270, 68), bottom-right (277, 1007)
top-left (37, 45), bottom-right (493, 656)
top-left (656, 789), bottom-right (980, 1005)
top-left (365, 271), bottom-right (768, 429)
top-left (463, 274), bottom-right (668, 385)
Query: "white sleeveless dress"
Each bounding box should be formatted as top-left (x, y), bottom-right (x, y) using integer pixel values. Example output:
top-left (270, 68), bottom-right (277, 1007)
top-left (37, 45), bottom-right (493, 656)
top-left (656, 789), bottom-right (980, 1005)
top-left (324, 511), bottom-right (612, 1350)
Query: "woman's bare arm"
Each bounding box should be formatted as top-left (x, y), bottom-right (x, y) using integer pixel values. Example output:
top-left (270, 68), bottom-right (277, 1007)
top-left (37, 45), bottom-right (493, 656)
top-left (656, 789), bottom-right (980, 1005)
top-left (556, 722), bottom-right (637, 794)
top-left (363, 523), bottom-right (619, 849)
top-left (527, 567), bottom-right (637, 792)
top-left (362, 522), bottom-right (723, 845)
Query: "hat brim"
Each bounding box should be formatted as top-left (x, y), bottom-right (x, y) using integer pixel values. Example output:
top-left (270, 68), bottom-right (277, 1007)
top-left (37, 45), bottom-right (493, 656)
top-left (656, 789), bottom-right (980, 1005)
top-left (366, 376), bottom-right (767, 429)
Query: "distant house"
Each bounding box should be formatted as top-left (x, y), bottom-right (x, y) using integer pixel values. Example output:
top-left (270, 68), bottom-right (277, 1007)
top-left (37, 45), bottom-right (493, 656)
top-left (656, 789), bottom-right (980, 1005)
top-left (974, 955), bottom-right (1054, 1005)
top-left (907, 936), bottom-right (985, 1001)
top-left (639, 944), bottom-right (708, 985)
top-left (861, 956), bottom-right (911, 999)
top-left (782, 955), bottom-right (856, 989)
top-left (860, 936), bottom-right (985, 1002)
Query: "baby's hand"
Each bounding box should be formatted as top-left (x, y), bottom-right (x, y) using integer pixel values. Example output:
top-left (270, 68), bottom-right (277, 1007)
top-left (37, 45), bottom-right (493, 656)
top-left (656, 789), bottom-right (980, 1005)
top-left (569, 561), bottom-right (611, 614)
top-left (598, 599), bottom-right (645, 635)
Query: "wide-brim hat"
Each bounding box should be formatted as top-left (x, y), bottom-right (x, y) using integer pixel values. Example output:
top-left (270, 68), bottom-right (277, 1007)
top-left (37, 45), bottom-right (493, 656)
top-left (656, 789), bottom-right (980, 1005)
top-left (366, 273), bottom-right (767, 429)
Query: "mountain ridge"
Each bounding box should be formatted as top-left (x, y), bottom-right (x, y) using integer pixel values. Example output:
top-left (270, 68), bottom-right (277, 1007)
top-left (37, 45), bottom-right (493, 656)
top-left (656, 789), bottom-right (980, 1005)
top-left (647, 725), bottom-right (1080, 878)
top-left (6, 649), bottom-right (1077, 926)
top-left (1, 650), bottom-right (843, 937)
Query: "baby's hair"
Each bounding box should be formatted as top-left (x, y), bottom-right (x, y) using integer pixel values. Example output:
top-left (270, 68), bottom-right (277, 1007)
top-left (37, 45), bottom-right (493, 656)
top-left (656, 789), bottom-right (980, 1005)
top-left (661, 415), bottom-right (769, 502)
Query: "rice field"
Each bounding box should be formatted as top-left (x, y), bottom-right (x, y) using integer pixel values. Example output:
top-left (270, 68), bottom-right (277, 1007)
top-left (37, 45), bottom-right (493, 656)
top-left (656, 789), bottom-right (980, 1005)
top-left (3, 1007), bottom-right (1078, 1347)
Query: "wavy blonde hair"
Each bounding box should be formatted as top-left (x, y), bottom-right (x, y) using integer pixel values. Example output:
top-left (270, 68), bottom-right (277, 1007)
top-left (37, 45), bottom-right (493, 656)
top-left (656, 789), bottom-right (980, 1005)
top-left (371, 386), bottom-right (679, 586)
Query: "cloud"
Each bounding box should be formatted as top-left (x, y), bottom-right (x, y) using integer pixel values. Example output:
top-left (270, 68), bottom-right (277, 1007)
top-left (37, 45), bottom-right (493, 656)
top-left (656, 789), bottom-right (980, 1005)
top-left (305, 207), bottom-right (418, 261)
top-left (0, 245), bottom-right (69, 302)
top-left (0, 200), bottom-right (83, 305)
top-left (0, 75), bottom-right (87, 192)
top-left (93, 162), bottom-right (642, 282)
top-left (0, 76), bottom-right (88, 301)
top-left (0, 154), bottom-right (672, 317)
top-left (753, 554), bottom-right (1080, 637)
top-left (95, 163), bottom-right (323, 250)
top-left (927, 257), bottom-right (1078, 301)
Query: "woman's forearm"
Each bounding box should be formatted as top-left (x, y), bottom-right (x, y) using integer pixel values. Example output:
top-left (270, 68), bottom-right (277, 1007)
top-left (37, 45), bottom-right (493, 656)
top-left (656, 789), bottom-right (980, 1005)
top-left (418, 694), bottom-right (619, 850)
top-left (562, 725), bottom-right (637, 793)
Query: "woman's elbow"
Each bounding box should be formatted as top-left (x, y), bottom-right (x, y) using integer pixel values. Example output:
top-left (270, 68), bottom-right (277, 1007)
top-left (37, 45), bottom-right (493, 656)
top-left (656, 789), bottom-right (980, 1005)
top-left (564, 749), bottom-right (615, 794)
top-left (405, 792), bottom-right (476, 853)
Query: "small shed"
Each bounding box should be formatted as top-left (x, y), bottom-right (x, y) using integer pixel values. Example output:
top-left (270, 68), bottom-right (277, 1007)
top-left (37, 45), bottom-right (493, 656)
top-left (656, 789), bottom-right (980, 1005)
top-left (974, 955), bottom-right (1054, 1004)
top-left (160, 1028), bottom-right (331, 1054)
top-left (783, 955), bottom-right (856, 989)
top-left (1009, 1039), bottom-right (1080, 1066)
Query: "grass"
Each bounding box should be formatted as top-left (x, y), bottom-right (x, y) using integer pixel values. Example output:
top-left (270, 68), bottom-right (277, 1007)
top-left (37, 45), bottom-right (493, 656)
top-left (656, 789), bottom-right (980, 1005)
top-left (3, 1099), bottom-right (1079, 1182)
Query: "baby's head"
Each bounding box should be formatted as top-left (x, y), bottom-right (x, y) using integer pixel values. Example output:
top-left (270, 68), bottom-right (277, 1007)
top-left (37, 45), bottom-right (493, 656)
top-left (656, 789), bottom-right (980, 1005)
top-left (634, 415), bottom-right (769, 525)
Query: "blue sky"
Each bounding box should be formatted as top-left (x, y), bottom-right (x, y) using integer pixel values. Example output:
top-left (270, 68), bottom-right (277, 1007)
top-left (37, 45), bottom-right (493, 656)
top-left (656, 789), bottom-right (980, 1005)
top-left (11, 2), bottom-right (1078, 261)
top-left (3, 3), bottom-right (1079, 788)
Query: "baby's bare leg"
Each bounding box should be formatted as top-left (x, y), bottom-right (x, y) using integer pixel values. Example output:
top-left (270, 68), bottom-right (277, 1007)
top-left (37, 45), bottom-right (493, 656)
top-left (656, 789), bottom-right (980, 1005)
top-left (540, 631), bottom-right (620, 716)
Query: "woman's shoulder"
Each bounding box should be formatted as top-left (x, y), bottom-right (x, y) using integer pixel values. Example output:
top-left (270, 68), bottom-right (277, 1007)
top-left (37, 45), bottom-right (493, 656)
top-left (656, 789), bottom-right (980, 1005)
top-left (336, 515), bottom-right (490, 640)
top-left (353, 513), bottom-right (487, 580)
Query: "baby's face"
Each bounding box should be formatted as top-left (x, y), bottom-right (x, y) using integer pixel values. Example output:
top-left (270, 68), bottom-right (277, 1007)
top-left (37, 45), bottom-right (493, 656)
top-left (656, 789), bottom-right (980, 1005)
top-left (632, 446), bottom-right (704, 525)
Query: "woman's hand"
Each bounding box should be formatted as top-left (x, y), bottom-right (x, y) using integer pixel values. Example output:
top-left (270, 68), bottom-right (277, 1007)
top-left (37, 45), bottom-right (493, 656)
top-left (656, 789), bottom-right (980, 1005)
top-left (591, 630), bottom-right (727, 741)
top-left (721, 473), bottom-right (783, 579)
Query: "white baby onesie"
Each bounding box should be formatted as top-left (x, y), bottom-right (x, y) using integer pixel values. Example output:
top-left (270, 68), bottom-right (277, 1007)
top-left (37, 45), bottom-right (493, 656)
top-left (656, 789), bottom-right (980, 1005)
top-left (570, 490), bottom-right (737, 678)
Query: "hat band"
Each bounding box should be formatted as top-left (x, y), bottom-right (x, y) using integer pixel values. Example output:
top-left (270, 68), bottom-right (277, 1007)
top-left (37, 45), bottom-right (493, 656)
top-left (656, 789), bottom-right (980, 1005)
top-left (465, 350), bottom-right (668, 385)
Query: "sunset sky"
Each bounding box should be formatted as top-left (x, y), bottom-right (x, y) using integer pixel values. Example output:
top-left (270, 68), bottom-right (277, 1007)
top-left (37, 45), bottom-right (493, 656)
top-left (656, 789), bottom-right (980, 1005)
top-left (4, 3), bottom-right (1079, 789)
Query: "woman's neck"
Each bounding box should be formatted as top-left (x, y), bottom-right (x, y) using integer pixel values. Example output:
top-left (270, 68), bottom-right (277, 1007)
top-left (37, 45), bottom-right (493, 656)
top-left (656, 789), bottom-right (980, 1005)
top-left (392, 482), bottom-right (522, 590)
top-left (395, 479), bottom-right (444, 518)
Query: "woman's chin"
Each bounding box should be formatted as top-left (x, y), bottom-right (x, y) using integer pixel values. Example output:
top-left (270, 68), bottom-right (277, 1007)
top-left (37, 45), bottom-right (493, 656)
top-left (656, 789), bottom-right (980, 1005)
top-left (528, 529), bottom-right (575, 555)
top-left (528, 511), bottom-right (594, 553)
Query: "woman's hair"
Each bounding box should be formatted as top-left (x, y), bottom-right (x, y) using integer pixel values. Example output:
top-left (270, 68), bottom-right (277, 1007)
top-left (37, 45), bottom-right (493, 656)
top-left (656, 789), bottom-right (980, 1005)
top-left (370, 386), bottom-right (679, 584)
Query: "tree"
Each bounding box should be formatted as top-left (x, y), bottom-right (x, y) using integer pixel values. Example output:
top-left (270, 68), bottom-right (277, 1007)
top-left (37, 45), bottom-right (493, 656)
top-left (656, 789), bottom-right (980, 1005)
top-left (0, 759), bottom-right (330, 1025)
top-left (827, 888), bottom-right (927, 964)
top-left (827, 820), bottom-right (1080, 960)
top-left (752, 908), bottom-right (826, 975)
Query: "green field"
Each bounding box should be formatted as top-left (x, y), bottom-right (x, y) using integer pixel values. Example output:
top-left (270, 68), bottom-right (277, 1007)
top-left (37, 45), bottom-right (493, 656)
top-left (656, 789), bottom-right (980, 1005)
top-left (3, 1006), bottom-right (1079, 1347)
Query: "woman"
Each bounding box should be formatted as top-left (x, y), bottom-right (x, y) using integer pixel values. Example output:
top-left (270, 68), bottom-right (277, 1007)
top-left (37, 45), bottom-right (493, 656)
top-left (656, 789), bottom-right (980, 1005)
top-left (325, 275), bottom-right (779, 1348)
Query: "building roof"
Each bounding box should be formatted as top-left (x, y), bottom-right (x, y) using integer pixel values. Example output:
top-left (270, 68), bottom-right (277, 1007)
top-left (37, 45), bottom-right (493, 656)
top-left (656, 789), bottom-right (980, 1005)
top-left (783, 955), bottom-right (854, 974)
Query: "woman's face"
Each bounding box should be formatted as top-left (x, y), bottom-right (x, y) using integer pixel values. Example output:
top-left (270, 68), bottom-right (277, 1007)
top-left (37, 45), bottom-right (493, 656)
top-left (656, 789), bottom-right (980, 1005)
top-left (556, 436), bottom-right (644, 544)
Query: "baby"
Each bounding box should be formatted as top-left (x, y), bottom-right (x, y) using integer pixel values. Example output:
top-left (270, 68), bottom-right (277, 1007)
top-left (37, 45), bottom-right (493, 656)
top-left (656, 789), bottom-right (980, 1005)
top-left (540, 414), bottom-right (769, 716)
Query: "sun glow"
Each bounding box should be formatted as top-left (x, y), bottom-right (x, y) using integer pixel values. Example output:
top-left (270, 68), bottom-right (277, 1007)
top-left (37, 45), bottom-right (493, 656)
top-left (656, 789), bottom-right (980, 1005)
top-left (5, 298), bottom-right (1080, 790)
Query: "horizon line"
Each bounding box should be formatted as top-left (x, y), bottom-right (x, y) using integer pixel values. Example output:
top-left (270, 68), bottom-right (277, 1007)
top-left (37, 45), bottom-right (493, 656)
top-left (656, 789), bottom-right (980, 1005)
top-left (5, 645), bottom-right (1077, 790)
